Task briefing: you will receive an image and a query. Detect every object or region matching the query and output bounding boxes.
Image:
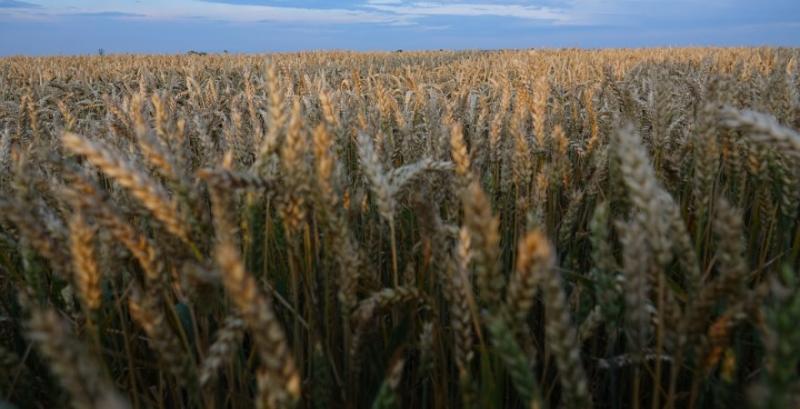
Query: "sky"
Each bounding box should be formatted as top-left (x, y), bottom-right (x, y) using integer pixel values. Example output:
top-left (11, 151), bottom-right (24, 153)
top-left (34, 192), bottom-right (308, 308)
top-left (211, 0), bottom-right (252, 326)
top-left (0, 0), bottom-right (798, 55)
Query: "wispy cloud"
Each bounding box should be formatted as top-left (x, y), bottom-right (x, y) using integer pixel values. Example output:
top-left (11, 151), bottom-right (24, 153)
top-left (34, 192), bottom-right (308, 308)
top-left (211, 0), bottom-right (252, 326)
top-left (0, 0), bottom-right (40, 8)
top-left (174, 3), bottom-right (398, 24)
top-left (2, 0), bottom-right (404, 24)
top-left (71, 11), bottom-right (145, 18)
top-left (363, 1), bottom-right (567, 22)
top-left (191, 0), bottom-right (570, 24)
top-left (198, 0), bottom-right (366, 9)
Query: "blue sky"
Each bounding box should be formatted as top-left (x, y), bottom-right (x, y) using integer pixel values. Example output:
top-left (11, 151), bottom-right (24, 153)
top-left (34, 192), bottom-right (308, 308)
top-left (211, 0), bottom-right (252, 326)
top-left (0, 0), bottom-right (798, 55)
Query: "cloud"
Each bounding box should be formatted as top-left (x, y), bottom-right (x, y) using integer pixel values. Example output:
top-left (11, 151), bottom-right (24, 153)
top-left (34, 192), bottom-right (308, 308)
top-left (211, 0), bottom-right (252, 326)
top-left (193, 0), bottom-right (569, 24)
top-left (0, 0), bottom-right (40, 8)
top-left (364, 1), bottom-right (567, 21)
top-left (71, 11), bottom-right (146, 18)
top-left (199, 0), bottom-right (365, 8)
top-left (3, 0), bottom-right (404, 24)
top-left (178, 4), bottom-right (398, 24)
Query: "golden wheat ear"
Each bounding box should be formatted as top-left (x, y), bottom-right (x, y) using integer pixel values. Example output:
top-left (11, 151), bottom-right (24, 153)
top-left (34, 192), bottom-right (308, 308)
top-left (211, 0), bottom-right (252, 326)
top-left (68, 211), bottom-right (102, 311)
top-left (463, 181), bottom-right (503, 307)
top-left (215, 241), bottom-right (300, 407)
top-left (61, 131), bottom-right (192, 246)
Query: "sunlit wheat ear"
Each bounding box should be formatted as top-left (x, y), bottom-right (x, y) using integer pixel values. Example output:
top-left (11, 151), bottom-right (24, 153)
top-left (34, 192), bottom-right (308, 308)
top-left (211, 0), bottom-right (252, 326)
top-left (312, 124), bottom-right (336, 205)
top-left (532, 75), bottom-right (550, 148)
top-left (61, 132), bottom-right (191, 246)
top-left (279, 98), bottom-right (310, 233)
top-left (443, 227), bottom-right (475, 372)
top-left (552, 125), bottom-right (572, 190)
top-left (311, 123), bottom-right (361, 311)
top-left (27, 305), bottom-right (129, 409)
top-left (131, 93), bottom-right (179, 182)
top-left (244, 72), bottom-right (265, 143)
top-left (450, 123), bottom-right (472, 188)
top-left (558, 189), bottom-right (585, 247)
top-left (510, 111), bottom-right (533, 195)
top-left (357, 131), bottom-right (394, 223)
top-left (584, 86), bottom-right (601, 152)
top-left (68, 211), bottom-right (102, 311)
top-left (319, 90), bottom-right (340, 129)
top-left (506, 229), bottom-right (551, 330)
top-left (56, 99), bottom-right (77, 132)
top-left (329, 216), bottom-right (361, 314)
top-left (62, 179), bottom-right (166, 289)
top-left (215, 241), bottom-right (300, 408)
top-left (253, 64), bottom-right (286, 175)
top-left (463, 181), bottom-right (503, 307)
top-left (104, 94), bottom-right (134, 141)
top-left (489, 84), bottom-right (510, 155)
top-left (23, 93), bottom-right (41, 141)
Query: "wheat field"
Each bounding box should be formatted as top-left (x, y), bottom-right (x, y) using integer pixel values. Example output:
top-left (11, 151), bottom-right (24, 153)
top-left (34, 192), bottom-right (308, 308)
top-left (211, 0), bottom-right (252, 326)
top-left (0, 48), bottom-right (799, 408)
